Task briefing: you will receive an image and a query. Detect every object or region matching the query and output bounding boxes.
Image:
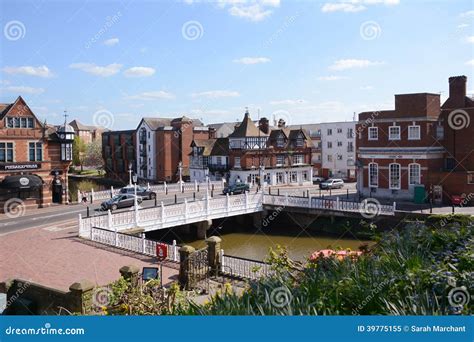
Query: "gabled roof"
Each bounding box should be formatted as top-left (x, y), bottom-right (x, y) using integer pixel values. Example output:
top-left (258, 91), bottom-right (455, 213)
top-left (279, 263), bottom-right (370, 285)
top-left (228, 111), bottom-right (268, 138)
top-left (191, 137), bottom-right (229, 156)
top-left (0, 96), bottom-right (44, 128)
top-left (69, 119), bottom-right (105, 131)
top-left (138, 117), bottom-right (173, 130)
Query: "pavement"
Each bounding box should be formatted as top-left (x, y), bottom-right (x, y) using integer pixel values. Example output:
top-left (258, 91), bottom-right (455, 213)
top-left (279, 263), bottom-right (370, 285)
top-left (0, 220), bottom-right (179, 292)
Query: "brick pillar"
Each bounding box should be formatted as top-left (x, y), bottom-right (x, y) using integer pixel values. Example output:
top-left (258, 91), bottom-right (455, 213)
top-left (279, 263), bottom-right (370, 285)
top-left (206, 236), bottom-right (221, 276)
top-left (178, 245), bottom-right (195, 290)
top-left (68, 280), bottom-right (95, 314)
top-left (119, 265), bottom-right (140, 287)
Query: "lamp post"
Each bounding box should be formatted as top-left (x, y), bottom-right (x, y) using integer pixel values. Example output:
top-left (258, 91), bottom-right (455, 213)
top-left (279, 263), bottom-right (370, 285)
top-left (204, 167), bottom-right (209, 184)
top-left (178, 161), bottom-right (183, 184)
top-left (128, 162), bottom-right (133, 186)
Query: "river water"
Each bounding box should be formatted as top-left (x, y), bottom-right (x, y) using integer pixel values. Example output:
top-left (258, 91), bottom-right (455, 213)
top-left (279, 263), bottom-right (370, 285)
top-left (181, 224), bottom-right (373, 262)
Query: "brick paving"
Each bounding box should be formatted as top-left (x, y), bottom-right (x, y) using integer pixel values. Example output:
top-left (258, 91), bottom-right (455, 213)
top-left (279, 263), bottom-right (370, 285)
top-left (0, 220), bottom-right (179, 291)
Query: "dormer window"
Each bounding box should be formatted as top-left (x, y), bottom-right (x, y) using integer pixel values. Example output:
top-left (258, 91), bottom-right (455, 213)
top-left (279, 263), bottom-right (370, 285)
top-left (295, 133), bottom-right (304, 147)
top-left (5, 116), bottom-right (34, 128)
top-left (276, 134), bottom-right (285, 147)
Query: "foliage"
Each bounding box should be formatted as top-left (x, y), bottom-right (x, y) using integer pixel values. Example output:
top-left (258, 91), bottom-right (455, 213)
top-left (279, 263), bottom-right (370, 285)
top-left (176, 217), bottom-right (474, 315)
top-left (72, 136), bottom-right (86, 167)
top-left (84, 140), bottom-right (103, 167)
top-left (76, 180), bottom-right (96, 192)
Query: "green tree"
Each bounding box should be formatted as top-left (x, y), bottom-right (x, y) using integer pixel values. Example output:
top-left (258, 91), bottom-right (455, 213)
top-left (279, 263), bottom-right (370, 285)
top-left (84, 140), bottom-right (103, 168)
top-left (73, 136), bottom-right (86, 170)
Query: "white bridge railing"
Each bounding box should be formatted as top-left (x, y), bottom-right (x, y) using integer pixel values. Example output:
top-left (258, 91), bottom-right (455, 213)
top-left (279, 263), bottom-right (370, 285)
top-left (79, 192), bottom-right (263, 237)
top-left (263, 194), bottom-right (396, 216)
top-left (79, 180), bottom-right (227, 202)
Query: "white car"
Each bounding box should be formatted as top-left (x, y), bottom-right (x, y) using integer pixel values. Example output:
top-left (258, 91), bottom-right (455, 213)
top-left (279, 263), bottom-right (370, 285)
top-left (319, 178), bottom-right (344, 190)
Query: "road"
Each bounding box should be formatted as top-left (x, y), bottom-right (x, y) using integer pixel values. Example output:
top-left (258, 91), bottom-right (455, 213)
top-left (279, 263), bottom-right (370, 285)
top-left (0, 183), bottom-right (358, 236)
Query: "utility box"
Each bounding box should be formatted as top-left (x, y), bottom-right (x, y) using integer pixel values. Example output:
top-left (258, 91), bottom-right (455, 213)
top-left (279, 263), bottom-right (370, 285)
top-left (414, 185), bottom-right (426, 204)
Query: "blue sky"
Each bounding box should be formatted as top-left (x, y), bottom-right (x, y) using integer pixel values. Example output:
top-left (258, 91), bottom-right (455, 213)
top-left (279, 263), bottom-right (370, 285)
top-left (0, 0), bottom-right (473, 130)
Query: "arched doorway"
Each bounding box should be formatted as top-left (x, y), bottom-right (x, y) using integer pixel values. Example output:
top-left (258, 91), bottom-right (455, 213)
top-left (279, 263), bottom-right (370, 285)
top-left (52, 176), bottom-right (63, 203)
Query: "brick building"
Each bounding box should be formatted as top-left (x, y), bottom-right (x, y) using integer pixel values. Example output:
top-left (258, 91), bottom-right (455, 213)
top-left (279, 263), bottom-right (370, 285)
top-left (69, 119), bottom-right (106, 145)
top-left (189, 134), bottom-right (230, 182)
top-left (136, 116), bottom-right (209, 183)
top-left (356, 75), bottom-right (474, 204)
top-left (228, 111), bottom-right (314, 186)
top-left (102, 130), bottom-right (136, 184)
top-left (0, 96), bottom-right (74, 210)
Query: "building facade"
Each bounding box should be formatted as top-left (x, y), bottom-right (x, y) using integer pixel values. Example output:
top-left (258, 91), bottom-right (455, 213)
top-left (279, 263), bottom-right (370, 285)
top-left (228, 111), bottom-right (313, 186)
top-left (291, 124), bottom-right (322, 178)
top-left (69, 119), bottom-right (105, 144)
top-left (356, 76), bottom-right (474, 204)
top-left (189, 137), bottom-right (230, 182)
top-left (102, 130), bottom-right (136, 184)
top-left (319, 121), bottom-right (356, 180)
top-left (0, 96), bottom-right (74, 211)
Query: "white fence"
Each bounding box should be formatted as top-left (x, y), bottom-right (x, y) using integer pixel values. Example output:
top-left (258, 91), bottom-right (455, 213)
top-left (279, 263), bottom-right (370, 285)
top-left (79, 192), bottom-right (264, 237)
top-left (220, 251), bottom-right (272, 280)
top-left (78, 180), bottom-right (227, 203)
top-left (89, 226), bottom-right (180, 262)
top-left (263, 194), bottom-right (396, 216)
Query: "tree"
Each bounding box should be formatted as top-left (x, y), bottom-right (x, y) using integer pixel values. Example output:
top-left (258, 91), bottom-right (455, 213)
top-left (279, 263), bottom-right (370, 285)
top-left (72, 136), bottom-right (86, 170)
top-left (85, 140), bottom-right (103, 168)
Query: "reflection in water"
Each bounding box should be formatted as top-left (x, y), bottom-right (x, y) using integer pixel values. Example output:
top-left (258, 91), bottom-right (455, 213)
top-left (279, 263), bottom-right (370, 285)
top-left (185, 224), bottom-right (373, 262)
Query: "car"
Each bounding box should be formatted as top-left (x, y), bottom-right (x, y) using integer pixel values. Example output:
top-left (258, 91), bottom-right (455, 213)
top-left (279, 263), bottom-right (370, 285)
top-left (222, 183), bottom-right (250, 195)
top-left (319, 178), bottom-right (344, 190)
top-left (101, 194), bottom-right (143, 211)
top-left (119, 186), bottom-right (156, 200)
top-left (312, 176), bottom-right (326, 184)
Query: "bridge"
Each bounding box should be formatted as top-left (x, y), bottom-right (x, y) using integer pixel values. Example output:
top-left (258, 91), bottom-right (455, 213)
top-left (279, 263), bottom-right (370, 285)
top-left (78, 191), bottom-right (396, 239)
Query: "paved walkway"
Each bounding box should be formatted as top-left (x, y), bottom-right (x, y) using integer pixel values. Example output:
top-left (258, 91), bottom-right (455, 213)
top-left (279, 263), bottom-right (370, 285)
top-left (0, 219), bottom-right (179, 291)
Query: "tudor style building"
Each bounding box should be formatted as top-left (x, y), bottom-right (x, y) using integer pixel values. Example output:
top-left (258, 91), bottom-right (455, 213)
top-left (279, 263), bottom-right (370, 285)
top-left (189, 135), bottom-right (230, 182)
top-left (0, 96), bottom-right (74, 211)
top-left (228, 111), bottom-right (314, 186)
top-left (356, 76), bottom-right (474, 204)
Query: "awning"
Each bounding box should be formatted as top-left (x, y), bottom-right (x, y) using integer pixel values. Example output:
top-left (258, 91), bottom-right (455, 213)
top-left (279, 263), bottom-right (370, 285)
top-left (0, 175), bottom-right (43, 189)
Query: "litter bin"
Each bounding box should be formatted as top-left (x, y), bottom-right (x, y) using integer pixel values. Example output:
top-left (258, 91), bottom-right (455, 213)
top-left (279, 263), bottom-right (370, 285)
top-left (414, 185), bottom-right (426, 204)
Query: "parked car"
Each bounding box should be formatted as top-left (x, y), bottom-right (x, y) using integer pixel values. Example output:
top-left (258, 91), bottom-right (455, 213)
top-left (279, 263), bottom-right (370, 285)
top-left (312, 176), bottom-right (325, 184)
top-left (222, 183), bottom-right (250, 195)
top-left (319, 178), bottom-right (344, 190)
top-left (119, 186), bottom-right (156, 200)
top-left (101, 194), bottom-right (143, 211)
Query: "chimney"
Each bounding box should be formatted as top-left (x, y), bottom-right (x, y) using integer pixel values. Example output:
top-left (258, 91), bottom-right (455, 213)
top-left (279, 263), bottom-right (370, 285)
top-left (448, 75), bottom-right (467, 107)
top-left (277, 118), bottom-right (286, 128)
top-left (259, 117), bottom-right (269, 134)
top-left (208, 127), bottom-right (216, 139)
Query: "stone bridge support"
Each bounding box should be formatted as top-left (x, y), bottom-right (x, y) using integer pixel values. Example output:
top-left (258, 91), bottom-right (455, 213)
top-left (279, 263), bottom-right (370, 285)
top-left (194, 219), bottom-right (212, 239)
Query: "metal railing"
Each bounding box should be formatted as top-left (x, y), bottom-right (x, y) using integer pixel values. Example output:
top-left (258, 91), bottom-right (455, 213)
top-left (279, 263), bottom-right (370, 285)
top-left (220, 251), bottom-right (273, 280)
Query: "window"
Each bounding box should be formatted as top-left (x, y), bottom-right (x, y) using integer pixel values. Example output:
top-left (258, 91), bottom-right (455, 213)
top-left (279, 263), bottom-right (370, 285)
top-left (436, 123), bottom-right (444, 140)
top-left (347, 141), bottom-right (354, 152)
top-left (202, 156), bottom-right (209, 166)
top-left (0, 142), bottom-right (14, 162)
top-left (337, 128), bottom-right (342, 134)
top-left (276, 155), bottom-right (284, 166)
top-left (234, 157), bottom-right (241, 168)
top-left (327, 129), bottom-right (332, 136)
top-left (29, 142), bottom-right (43, 161)
top-left (5, 117), bottom-right (34, 128)
top-left (216, 156), bottom-right (222, 165)
top-left (347, 128), bottom-right (353, 138)
top-left (389, 125), bottom-right (401, 140)
top-left (292, 154), bottom-right (304, 165)
top-left (327, 154), bottom-right (332, 162)
top-left (302, 171), bottom-right (308, 181)
top-left (327, 141), bottom-right (332, 148)
top-left (368, 127), bottom-right (378, 140)
top-left (337, 154), bottom-right (343, 160)
top-left (276, 134), bottom-right (285, 147)
top-left (295, 134), bottom-right (304, 147)
top-left (337, 141), bottom-right (342, 147)
top-left (369, 163), bottom-right (378, 187)
top-left (290, 171), bottom-right (297, 183)
top-left (468, 173), bottom-right (474, 184)
top-left (408, 125), bottom-right (420, 140)
top-left (20, 118), bottom-right (27, 128)
top-left (409, 163), bottom-right (421, 185)
top-left (389, 163), bottom-right (401, 189)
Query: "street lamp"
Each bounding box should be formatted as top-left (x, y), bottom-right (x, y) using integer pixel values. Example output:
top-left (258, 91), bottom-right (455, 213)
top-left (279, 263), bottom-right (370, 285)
top-left (204, 167), bottom-right (209, 183)
top-left (178, 161), bottom-right (183, 184)
top-left (128, 162), bottom-right (133, 186)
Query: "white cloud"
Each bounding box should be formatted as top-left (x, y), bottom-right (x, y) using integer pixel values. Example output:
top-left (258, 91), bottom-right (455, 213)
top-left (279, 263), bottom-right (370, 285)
top-left (69, 63), bottom-right (122, 77)
top-left (466, 36), bottom-right (474, 43)
top-left (460, 10), bottom-right (474, 18)
top-left (233, 57), bottom-right (271, 64)
top-left (2, 85), bottom-right (45, 94)
top-left (103, 38), bottom-right (119, 46)
top-left (2, 65), bottom-right (53, 78)
top-left (360, 85), bottom-right (374, 90)
top-left (457, 23), bottom-right (469, 29)
top-left (466, 59), bottom-right (474, 66)
top-left (317, 75), bottom-right (348, 81)
top-left (125, 91), bottom-right (175, 101)
top-left (329, 59), bottom-right (384, 71)
top-left (216, 0), bottom-right (280, 22)
top-left (191, 90), bottom-right (240, 99)
top-left (123, 67), bottom-right (156, 77)
top-left (321, 0), bottom-right (399, 13)
top-left (269, 99), bottom-right (307, 105)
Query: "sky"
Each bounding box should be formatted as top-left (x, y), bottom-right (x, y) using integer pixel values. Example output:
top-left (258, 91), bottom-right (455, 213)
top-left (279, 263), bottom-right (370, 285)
top-left (0, 0), bottom-right (473, 130)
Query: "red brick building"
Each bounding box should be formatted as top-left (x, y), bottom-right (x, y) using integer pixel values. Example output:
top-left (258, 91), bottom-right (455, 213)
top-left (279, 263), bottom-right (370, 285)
top-left (356, 76), bottom-right (474, 204)
top-left (0, 96), bottom-right (74, 211)
top-left (228, 111), bottom-right (314, 186)
top-left (102, 130), bottom-right (136, 184)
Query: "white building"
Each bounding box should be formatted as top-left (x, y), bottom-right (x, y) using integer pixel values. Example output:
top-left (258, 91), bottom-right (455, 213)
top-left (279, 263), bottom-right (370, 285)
top-left (319, 121), bottom-right (356, 180)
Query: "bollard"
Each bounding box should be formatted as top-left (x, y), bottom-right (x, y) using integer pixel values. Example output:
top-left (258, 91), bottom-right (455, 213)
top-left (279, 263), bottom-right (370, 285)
top-left (211, 190), bottom-right (214, 197)
top-left (197, 184), bottom-right (200, 192)
top-left (90, 194), bottom-right (93, 204)
top-left (346, 189), bottom-right (349, 199)
top-left (166, 188), bottom-right (168, 195)
top-left (429, 199), bottom-right (433, 214)
top-left (212, 184), bottom-right (215, 191)
top-left (307, 190), bottom-right (309, 198)
top-left (329, 189), bottom-right (332, 196)
top-left (155, 196), bottom-right (157, 207)
top-left (303, 191), bottom-right (305, 198)
top-left (193, 192), bottom-right (196, 200)
top-left (278, 188), bottom-right (280, 196)
top-left (269, 187), bottom-right (271, 195)
top-left (175, 194), bottom-right (177, 204)
top-left (87, 206), bottom-right (90, 217)
top-left (452, 204), bottom-right (455, 214)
